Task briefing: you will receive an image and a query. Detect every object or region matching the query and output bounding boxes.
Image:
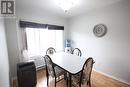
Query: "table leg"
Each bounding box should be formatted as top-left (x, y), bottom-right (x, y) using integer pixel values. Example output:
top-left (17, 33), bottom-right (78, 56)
top-left (69, 73), bottom-right (71, 87)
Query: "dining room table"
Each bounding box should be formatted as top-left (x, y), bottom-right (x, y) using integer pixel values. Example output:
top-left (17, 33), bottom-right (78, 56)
top-left (50, 52), bottom-right (87, 87)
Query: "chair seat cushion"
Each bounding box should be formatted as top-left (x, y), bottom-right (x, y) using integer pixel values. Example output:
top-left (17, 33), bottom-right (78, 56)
top-left (54, 66), bottom-right (66, 77)
top-left (72, 72), bottom-right (87, 84)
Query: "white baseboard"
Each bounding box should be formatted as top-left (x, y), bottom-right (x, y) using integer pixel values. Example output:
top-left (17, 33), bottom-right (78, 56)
top-left (36, 65), bottom-right (46, 71)
top-left (93, 69), bottom-right (130, 85)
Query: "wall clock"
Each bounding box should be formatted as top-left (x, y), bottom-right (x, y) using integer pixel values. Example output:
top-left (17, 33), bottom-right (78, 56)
top-left (93, 24), bottom-right (107, 37)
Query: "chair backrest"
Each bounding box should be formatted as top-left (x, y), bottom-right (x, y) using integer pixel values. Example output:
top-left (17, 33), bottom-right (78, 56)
top-left (46, 47), bottom-right (56, 55)
top-left (44, 55), bottom-right (55, 77)
top-left (72, 48), bottom-right (82, 57)
top-left (80, 57), bottom-right (94, 84)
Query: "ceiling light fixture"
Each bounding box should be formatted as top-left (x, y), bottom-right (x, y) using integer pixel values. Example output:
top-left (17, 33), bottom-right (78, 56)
top-left (55, 0), bottom-right (80, 12)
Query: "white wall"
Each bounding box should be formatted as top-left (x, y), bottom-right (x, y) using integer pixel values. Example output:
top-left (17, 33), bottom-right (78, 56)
top-left (69, 0), bottom-right (130, 84)
top-left (0, 18), bottom-right (10, 87)
top-left (5, 18), bottom-right (19, 81)
top-left (5, 5), bottom-right (69, 80)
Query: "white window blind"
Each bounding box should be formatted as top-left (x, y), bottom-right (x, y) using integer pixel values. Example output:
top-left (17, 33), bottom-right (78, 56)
top-left (26, 28), bottom-right (63, 57)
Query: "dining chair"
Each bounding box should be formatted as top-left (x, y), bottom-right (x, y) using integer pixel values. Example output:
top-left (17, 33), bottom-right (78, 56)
top-left (46, 47), bottom-right (56, 65)
top-left (46, 47), bottom-right (56, 55)
top-left (44, 55), bottom-right (68, 87)
top-left (72, 57), bottom-right (94, 87)
top-left (46, 47), bottom-right (67, 79)
top-left (72, 48), bottom-right (82, 57)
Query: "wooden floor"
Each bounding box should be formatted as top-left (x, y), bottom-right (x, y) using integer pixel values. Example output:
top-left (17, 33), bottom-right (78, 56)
top-left (13, 69), bottom-right (130, 87)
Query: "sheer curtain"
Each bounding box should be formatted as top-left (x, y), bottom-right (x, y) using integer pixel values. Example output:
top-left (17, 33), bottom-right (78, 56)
top-left (26, 28), bottom-right (63, 57)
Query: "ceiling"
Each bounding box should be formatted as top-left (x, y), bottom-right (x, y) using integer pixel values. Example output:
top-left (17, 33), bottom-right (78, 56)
top-left (16, 0), bottom-right (122, 18)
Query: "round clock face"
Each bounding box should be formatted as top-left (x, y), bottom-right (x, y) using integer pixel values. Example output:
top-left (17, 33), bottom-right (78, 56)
top-left (93, 24), bottom-right (107, 37)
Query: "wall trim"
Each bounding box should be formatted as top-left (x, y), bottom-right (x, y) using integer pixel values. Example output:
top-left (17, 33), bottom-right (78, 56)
top-left (93, 69), bottom-right (130, 85)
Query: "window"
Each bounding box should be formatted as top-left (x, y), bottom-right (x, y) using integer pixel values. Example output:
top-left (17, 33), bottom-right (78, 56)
top-left (26, 28), bottom-right (64, 57)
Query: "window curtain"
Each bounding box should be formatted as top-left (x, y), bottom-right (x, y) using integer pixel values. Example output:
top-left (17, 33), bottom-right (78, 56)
top-left (17, 27), bottom-right (28, 62)
top-left (19, 21), bottom-right (48, 50)
top-left (47, 24), bottom-right (64, 30)
top-left (20, 28), bottom-right (28, 50)
top-left (25, 28), bottom-right (64, 56)
top-left (19, 21), bottom-right (47, 28)
top-left (19, 21), bottom-right (64, 55)
top-left (19, 21), bottom-right (64, 30)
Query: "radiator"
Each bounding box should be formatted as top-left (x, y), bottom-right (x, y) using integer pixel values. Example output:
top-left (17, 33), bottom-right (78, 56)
top-left (30, 55), bottom-right (45, 69)
top-left (22, 50), bottom-right (45, 69)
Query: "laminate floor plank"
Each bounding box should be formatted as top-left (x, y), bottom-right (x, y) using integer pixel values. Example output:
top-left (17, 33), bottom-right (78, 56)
top-left (13, 69), bottom-right (130, 87)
